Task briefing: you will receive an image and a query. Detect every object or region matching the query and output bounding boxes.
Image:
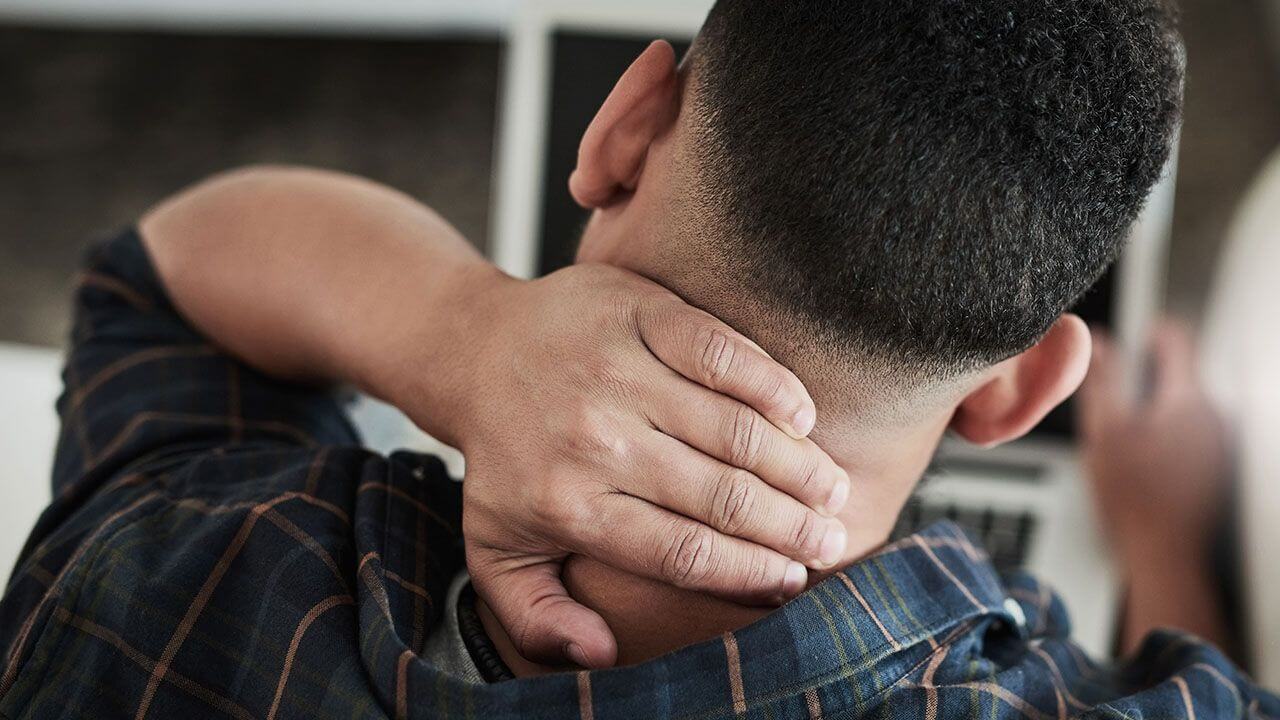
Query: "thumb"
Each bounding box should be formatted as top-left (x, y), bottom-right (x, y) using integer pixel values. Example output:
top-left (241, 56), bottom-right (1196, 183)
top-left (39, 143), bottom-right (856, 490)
top-left (1077, 329), bottom-right (1122, 436)
top-left (1149, 320), bottom-right (1199, 407)
top-left (470, 556), bottom-right (618, 669)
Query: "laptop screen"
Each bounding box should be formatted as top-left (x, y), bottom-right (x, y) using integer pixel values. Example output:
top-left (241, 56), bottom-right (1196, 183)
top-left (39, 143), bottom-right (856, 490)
top-left (533, 29), bottom-right (1115, 440)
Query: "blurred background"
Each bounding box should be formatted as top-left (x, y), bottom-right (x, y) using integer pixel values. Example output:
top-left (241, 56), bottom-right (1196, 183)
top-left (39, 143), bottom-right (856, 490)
top-left (2, 0), bottom-right (1279, 681)
top-left (1, 0), bottom-right (1277, 345)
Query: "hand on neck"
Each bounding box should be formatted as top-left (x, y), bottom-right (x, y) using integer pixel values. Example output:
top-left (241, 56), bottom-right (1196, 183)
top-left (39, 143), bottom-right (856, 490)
top-left (476, 433), bottom-right (940, 676)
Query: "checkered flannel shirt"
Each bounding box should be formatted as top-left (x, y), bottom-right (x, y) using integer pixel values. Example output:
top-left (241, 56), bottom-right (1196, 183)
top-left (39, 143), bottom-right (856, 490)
top-left (2, 228), bottom-right (1277, 719)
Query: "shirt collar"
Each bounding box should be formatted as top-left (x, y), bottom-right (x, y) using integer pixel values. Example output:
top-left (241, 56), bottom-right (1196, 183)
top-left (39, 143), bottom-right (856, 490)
top-left (422, 521), bottom-right (1017, 718)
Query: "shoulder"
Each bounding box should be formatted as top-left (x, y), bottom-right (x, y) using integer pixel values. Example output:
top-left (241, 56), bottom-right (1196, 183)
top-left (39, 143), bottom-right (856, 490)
top-left (0, 445), bottom-right (463, 718)
top-left (882, 621), bottom-right (1280, 720)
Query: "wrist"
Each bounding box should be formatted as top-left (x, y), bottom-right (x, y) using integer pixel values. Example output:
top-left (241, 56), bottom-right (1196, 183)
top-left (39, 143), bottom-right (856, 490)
top-left (357, 259), bottom-right (520, 447)
top-left (1120, 548), bottom-right (1230, 653)
top-left (1119, 537), bottom-right (1213, 589)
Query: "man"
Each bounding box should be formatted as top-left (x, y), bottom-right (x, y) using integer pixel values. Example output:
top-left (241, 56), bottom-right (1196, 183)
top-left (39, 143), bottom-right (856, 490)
top-left (3, 2), bottom-right (1276, 720)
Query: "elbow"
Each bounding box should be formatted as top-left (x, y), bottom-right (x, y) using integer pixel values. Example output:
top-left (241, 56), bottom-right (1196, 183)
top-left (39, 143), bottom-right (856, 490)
top-left (164, 163), bottom-right (322, 205)
top-left (139, 164), bottom-right (327, 236)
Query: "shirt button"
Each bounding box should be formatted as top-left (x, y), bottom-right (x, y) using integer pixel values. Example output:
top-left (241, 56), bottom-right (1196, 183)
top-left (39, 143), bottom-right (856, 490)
top-left (1003, 597), bottom-right (1027, 629)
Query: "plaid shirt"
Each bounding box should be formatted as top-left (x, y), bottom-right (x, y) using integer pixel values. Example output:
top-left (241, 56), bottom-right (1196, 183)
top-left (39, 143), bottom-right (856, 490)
top-left (2, 229), bottom-right (1277, 720)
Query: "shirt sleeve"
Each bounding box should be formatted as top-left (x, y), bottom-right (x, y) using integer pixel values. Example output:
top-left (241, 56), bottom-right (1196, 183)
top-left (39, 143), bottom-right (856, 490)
top-left (50, 228), bottom-right (360, 498)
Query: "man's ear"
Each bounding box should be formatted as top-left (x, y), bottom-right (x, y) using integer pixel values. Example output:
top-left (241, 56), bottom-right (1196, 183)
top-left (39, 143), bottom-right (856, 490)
top-left (569, 40), bottom-right (681, 209)
top-left (950, 315), bottom-right (1092, 448)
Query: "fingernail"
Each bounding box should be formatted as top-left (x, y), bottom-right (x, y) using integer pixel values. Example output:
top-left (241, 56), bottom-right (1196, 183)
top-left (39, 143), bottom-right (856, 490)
top-left (783, 561), bottom-right (808, 598)
top-left (566, 642), bottom-right (591, 668)
top-left (819, 523), bottom-right (847, 567)
top-left (790, 406), bottom-right (816, 437)
top-left (824, 475), bottom-right (850, 515)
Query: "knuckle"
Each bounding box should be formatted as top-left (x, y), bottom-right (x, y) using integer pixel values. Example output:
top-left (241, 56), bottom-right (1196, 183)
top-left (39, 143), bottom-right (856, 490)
top-left (659, 524), bottom-right (720, 587)
top-left (513, 605), bottom-right (556, 660)
top-left (533, 496), bottom-right (566, 529)
top-left (796, 457), bottom-right (824, 498)
top-left (546, 492), bottom-right (595, 533)
top-left (698, 326), bottom-right (739, 386)
top-left (566, 413), bottom-right (630, 464)
top-left (760, 373), bottom-right (792, 414)
top-left (728, 405), bottom-right (763, 467)
top-left (596, 429), bottom-right (631, 464)
top-left (632, 299), bottom-right (664, 336)
top-left (792, 510), bottom-right (824, 557)
top-left (743, 556), bottom-right (775, 593)
top-left (564, 400), bottom-right (599, 440)
top-left (710, 470), bottom-right (757, 535)
top-left (506, 607), bottom-right (537, 657)
top-left (514, 626), bottom-right (538, 659)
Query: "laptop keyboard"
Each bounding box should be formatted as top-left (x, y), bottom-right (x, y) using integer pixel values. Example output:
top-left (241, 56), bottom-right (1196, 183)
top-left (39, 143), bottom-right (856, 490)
top-left (891, 500), bottom-right (1038, 573)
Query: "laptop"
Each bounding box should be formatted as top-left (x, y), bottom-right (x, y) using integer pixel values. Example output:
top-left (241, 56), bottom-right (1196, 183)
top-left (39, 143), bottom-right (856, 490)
top-left (490, 0), bottom-right (1178, 658)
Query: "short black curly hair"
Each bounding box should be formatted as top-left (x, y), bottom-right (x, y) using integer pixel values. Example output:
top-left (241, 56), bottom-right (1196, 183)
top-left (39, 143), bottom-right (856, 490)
top-left (686, 0), bottom-right (1183, 382)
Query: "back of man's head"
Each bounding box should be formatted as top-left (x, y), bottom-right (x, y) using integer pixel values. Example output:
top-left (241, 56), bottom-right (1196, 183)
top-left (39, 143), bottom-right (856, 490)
top-left (551, 2), bottom-right (1185, 658)
top-left (664, 0), bottom-right (1182, 406)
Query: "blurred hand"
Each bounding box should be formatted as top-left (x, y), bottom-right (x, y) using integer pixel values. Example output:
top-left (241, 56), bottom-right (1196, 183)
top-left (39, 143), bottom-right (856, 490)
top-left (1077, 320), bottom-right (1231, 569)
top-left (417, 264), bottom-right (850, 669)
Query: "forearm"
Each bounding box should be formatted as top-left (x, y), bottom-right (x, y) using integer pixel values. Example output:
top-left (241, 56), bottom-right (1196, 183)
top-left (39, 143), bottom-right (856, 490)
top-left (132, 165), bottom-right (854, 670)
top-left (139, 165), bottom-right (509, 444)
top-left (1120, 550), bottom-right (1232, 655)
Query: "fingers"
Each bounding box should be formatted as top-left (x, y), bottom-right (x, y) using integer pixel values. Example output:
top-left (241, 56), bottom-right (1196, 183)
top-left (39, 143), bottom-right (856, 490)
top-left (636, 299), bottom-right (816, 438)
top-left (1090, 327), bottom-right (1117, 372)
top-left (1080, 330), bottom-right (1118, 399)
top-left (630, 431), bottom-right (848, 569)
top-left (468, 551), bottom-right (618, 669)
top-left (648, 378), bottom-right (850, 515)
top-left (574, 493), bottom-right (810, 605)
top-left (1079, 320), bottom-right (1201, 437)
top-left (1077, 328), bottom-right (1121, 430)
top-left (1149, 320), bottom-right (1199, 406)
top-left (1078, 329), bottom-right (1120, 441)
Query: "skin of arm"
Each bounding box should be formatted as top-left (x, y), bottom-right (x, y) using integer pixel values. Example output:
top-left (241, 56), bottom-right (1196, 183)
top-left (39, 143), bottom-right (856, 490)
top-left (137, 165), bottom-right (854, 668)
top-left (1123, 549), bottom-right (1232, 656)
top-left (140, 165), bottom-right (500, 445)
top-left (1077, 323), bottom-right (1234, 657)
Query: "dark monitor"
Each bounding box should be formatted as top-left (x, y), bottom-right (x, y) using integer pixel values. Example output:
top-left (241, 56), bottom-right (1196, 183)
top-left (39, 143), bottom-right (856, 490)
top-left (535, 29), bottom-right (1113, 440)
top-left (537, 32), bottom-right (693, 273)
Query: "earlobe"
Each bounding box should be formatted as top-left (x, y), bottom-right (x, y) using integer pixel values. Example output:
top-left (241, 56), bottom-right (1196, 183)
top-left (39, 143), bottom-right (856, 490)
top-left (950, 314), bottom-right (1092, 448)
top-left (569, 40), bottom-right (681, 210)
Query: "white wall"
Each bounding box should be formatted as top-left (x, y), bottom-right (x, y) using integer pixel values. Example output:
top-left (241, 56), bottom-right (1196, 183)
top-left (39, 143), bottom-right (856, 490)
top-left (0, 0), bottom-right (520, 35)
top-left (0, 0), bottom-right (714, 37)
top-left (0, 344), bottom-right (60, 589)
top-left (1203, 147), bottom-right (1280, 690)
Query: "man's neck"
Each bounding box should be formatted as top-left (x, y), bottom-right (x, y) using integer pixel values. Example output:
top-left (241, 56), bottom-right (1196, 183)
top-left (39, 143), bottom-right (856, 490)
top-left (477, 559), bottom-right (774, 674)
top-left (476, 526), bottom-right (899, 676)
top-left (475, 446), bottom-right (936, 675)
top-left (472, 371), bottom-right (954, 675)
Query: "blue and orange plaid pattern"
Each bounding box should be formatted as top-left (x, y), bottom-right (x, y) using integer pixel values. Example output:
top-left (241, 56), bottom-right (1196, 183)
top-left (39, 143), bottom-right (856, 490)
top-left (1, 228), bottom-right (1277, 719)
